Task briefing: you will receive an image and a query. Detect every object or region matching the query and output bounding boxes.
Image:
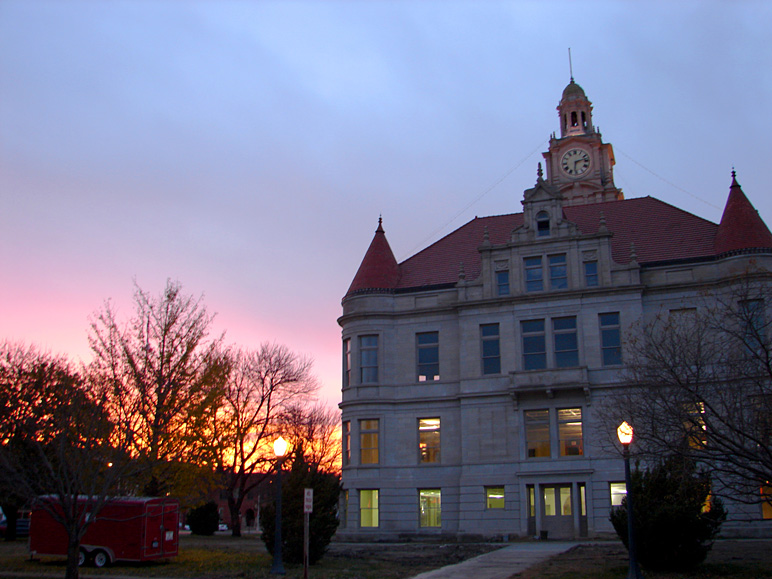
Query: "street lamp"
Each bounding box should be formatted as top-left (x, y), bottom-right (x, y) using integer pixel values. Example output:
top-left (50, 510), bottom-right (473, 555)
top-left (617, 421), bottom-right (644, 579)
top-left (270, 436), bottom-right (288, 575)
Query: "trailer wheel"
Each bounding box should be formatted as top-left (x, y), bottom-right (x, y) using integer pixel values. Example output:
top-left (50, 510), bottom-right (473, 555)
top-left (78, 549), bottom-right (87, 567)
top-left (92, 549), bottom-right (109, 568)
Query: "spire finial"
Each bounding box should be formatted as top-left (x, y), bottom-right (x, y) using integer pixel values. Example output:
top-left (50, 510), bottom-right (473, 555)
top-left (376, 214), bottom-right (384, 232)
top-left (537, 162), bottom-right (544, 180)
top-left (568, 47), bottom-right (574, 82)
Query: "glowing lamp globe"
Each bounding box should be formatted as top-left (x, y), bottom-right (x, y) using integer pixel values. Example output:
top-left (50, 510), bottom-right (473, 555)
top-left (273, 436), bottom-right (288, 458)
top-left (617, 421), bottom-right (634, 445)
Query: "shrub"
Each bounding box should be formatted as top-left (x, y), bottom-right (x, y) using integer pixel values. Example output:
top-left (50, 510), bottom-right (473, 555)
top-left (187, 501), bottom-right (220, 536)
top-left (610, 455), bottom-right (726, 572)
top-left (260, 449), bottom-right (341, 565)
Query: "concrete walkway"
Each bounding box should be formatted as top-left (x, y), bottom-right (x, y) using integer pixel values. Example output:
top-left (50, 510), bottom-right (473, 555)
top-left (410, 541), bottom-right (580, 579)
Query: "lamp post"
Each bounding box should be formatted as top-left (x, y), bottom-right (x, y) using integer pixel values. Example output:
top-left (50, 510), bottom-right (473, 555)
top-left (617, 421), bottom-right (644, 579)
top-left (270, 436), bottom-right (288, 575)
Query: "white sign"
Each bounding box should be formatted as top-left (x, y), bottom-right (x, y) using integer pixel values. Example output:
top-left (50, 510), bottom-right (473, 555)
top-left (304, 488), bottom-right (313, 514)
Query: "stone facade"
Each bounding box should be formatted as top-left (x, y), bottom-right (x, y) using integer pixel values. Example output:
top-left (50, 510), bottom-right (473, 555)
top-left (337, 80), bottom-right (772, 540)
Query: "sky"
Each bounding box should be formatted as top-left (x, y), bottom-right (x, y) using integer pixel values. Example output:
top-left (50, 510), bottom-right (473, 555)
top-left (2, 1), bottom-right (771, 409)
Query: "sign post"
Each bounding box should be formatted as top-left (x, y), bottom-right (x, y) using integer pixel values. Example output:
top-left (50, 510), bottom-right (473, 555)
top-left (303, 488), bottom-right (313, 579)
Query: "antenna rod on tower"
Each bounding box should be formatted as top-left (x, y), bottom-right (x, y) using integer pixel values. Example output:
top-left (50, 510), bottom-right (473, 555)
top-left (568, 47), bottom-right (573, 81)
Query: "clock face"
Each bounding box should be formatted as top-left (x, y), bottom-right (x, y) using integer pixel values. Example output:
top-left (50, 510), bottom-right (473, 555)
top-left (561, 148), bottom-right (591, 177)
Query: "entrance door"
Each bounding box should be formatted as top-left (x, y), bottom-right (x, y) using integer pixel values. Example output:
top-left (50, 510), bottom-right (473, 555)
top-left (527, 483), bottom-right (587, 539)
top-left (541, 485), bottom-right (573, 539)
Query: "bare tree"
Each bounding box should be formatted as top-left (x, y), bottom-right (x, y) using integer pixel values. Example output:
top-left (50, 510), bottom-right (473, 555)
top-left (602, 271), bottom-right (772, 507)
top-left (0, 342), bottom-right (136, 579)
top-left (88, 280), bottom-right (229, 495)
top-left (278, 401), bottom-right (342, 474)
top-left (203, 343), bottom-right (317, 536)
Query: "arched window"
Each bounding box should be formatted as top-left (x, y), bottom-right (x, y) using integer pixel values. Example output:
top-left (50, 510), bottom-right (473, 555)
top-left (570, 111), bottom-right (578, 127)
top-left (536, 211), bottom-right (550, 237)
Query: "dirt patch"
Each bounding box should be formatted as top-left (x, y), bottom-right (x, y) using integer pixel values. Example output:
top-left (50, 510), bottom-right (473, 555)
top-left (510, 540), bottom-right (772, 579)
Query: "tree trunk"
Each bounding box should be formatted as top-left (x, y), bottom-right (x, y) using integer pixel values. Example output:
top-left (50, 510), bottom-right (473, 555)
top-left (65, 532), bottom-right (80, 579)
top-left (228, 496), bottom-right (242, 537)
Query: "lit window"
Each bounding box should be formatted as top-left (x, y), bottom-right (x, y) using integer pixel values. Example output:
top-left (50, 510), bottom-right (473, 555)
top-left (600, 313), bottom-right (622, 366)
top-left (342, 421), bottom-right (350, 466)
top-left (525, 409), bottom-right (550, 458)
top-left (419, 489), bottom-right (441, 527)
top-left (496, 270), bottom-right (510, 296)
top-left (553, 317), bottom-right (578, 367)
top-left (761, 486), bottom-right (772, 519)
top-left (558, 408), bottom-right (583, 456)
top-left (522, 319), bottom-right (546, 370)
top-left (536, 211), bottom-right (550, 237)
top-left (543, 487), bottom-right (556, 516)
top-left (418, 418), bottom-right (440, 464)
top-left (359, 335), bottom-right (379, 383)
top-left (343, 339), bottom-right (351, 388)
top-left (417, 332), bottom-right (440, 381)
top-left (610, 482), bottom-right (627, 507)
top-left (584, 261), bottom-right (598, 287)
top-left (481, 323), bottom-right (501, 375)
top-left (524, 257), bottom-right (543, 292)
top-left (549, 254), bottom-right (567, 289)
top-left (360, 490), bottom-right (379, 527)
top-left (360, 419), bottom-right (379, 465)
top-left (485, 487), bottom-right (505, 509)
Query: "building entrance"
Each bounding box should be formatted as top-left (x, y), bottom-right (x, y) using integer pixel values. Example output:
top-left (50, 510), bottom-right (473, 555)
top-left (527, 483), bottom-right (587, 539)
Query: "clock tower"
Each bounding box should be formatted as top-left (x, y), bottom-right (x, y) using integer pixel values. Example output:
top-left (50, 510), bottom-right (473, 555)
top-left (542, 78), bottom-right (623, 206)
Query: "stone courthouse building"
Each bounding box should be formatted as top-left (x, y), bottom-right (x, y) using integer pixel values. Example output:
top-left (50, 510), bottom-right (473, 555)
top-left (337, 79), bottom-right (772, 539)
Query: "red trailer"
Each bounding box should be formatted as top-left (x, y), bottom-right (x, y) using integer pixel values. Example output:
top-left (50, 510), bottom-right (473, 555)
top-left (29, 497), bottom-right (179, 567)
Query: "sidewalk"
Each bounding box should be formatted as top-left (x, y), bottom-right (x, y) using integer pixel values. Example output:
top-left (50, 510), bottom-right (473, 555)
top-left (410, 541), bottom-right (580, 579)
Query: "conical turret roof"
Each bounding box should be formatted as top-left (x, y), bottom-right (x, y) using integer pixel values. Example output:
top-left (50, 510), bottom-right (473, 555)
top-left (714, 171), bottom-right (772, 254)
top-left (345, 217), bottom-right (400, 297)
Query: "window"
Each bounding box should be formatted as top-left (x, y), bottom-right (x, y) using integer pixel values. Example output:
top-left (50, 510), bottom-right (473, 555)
top-left (600, 313), bottom-right (622, 366)
top-left (360, 419), bottom-right (379, 465)
top-left (496, 270), bottom-right (510, 296)
top-left (342, 421), bottom-right (350, 466)
top-left (485, 487), bottom-right (505, 509)
top-left (610, 482), bottom-right (627, 507)
top-left (418, 418), bottom-right (440, 463)
top-left (417, 332), bottom-right (440, 381)
top-left (343, 339), bottom-right (351, 388)
top-left (536, 211), bottom-right (550, 237)
top-left (522, 319), bottom-right (546, 370)
top-left (761, 486), bottom-right (772, 519)
top-left (359, 335), bottom-right (379, 383)
top-left (525, 409), bottom-right (550, 458)
top-left (584, 261), bottom-right (598, 287)
top-left (419, 489), bottom-right (441, 527)
top-left (742, 299), bottom-right (765, 354)
top-left (553, 317), bottom-right (579, 367)
top-left (360, 490), bottom-right (379, 527)
top-left (524, 257), bottom-right (543, 292)
top-left (341, 490), bottom-right (349, 528)
top-left (549, 254), bottom-right (567, 289)
top-left (684, 402), bottom-right (707, 449)
top-left (481, 323), bottom-right (501, 375)
top-left (558, 408), bottom-right (583, 456)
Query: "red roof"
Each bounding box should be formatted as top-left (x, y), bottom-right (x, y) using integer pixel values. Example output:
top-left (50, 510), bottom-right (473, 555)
top-left (714, 174), bottom-right (772, 254)
top-left (346, 218), bottom-right (400, 295)
top-left (345, 181), bottom-right (772, 297)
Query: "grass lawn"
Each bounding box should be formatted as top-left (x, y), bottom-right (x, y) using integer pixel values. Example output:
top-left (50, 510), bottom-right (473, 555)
top-left (1, 533), bottom-right (770, 579)
top-left (0, 533), bottom-right (486, 579)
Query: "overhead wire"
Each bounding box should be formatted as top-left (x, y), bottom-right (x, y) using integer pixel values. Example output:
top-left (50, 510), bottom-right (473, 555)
top-left (400, 139), bottom-right (548, 260)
